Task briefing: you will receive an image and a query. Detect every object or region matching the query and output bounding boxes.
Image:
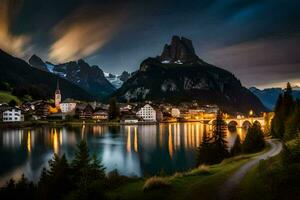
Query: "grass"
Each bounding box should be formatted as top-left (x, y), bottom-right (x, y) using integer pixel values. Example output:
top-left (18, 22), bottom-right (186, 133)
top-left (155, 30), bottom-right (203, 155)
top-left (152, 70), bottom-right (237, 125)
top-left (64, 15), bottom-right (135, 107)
top-left (0, 91), bottom-right (20, 104)
top-left (232, 164), bottom-right (271, 200)
top-left (143, 176), bottom-right (170, 191)
top-left (106, 149), bottom-right (269, 200)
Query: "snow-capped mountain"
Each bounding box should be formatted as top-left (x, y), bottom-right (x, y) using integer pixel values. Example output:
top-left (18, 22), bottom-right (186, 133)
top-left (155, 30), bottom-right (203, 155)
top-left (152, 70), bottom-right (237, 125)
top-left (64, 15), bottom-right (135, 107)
top-left (29, 55), bottom-right (116, 99)
top-left (104, 71), bottom-right (131, 89)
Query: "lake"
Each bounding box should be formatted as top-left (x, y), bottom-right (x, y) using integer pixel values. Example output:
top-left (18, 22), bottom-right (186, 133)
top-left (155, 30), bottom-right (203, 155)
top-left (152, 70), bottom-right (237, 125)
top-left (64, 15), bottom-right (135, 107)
top-left (0, 123), bottom-right (247, 185)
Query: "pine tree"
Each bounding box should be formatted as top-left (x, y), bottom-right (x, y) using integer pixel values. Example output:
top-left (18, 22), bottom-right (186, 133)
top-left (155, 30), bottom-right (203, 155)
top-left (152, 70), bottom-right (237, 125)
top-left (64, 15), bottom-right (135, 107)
top-left (271, 83), bottom-right (295, 139)
top-left (108, 98), bottom-right (120, 121)
top-left (230, 135), bottom-right (242, 156)
top-left (211, 111), bottom-right (229, 163)
top-left (243, 123), bottom-right (265, 153)
top-left (90, 154), bottom-right (106, 180)
top-left (72, 140), bottom-right (91, 172)
top-left (285, 100), bottom-right (300, 140)
top-left (47, 154), bottom-right (71, 200)
top-left (271, 94), bottom-right (285, 138)
top-left (197, 131), bottom-right (213, 165)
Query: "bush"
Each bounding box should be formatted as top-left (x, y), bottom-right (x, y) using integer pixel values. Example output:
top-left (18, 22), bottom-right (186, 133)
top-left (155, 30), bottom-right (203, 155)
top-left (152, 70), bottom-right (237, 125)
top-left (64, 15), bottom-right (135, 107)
top-left (243, 123), bottom-right (265, 153)
top-left (187, 165), bottom-right (210, 176)
top-left (230, 135), bottom-right (242, 156)
top-left (143, 176), bottom-right (170, 191)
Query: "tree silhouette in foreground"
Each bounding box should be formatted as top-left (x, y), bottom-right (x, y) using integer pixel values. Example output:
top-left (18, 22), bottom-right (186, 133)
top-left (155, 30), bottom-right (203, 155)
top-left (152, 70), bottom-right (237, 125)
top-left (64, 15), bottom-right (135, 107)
top-left (230, 135), bottom-right (242, 156)
top-left (0, 140), bottom-right (107, 200)
top-left (243, 123), bottom-right (265, 153)
top-left (197, 111), bottom-right (229, 165)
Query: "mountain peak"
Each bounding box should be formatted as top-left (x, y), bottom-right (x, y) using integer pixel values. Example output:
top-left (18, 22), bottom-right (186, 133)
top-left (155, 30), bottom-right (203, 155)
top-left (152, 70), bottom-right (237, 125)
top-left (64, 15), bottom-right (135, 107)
top-left (28, 54), bottom-right (49, 72)
top-left (159, 36), bottom-right (202, 64)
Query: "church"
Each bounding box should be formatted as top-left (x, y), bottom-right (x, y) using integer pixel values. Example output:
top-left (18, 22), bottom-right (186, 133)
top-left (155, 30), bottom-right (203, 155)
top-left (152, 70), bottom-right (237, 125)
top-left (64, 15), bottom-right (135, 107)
top-left (55, 81), bottom-right (61, 108)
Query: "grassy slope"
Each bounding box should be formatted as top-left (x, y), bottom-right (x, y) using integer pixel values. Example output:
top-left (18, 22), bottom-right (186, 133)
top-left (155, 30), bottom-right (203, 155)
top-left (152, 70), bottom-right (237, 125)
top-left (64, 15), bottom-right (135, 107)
top-left (107, 149), bottom-right (270, 200)
top-left (232, 164), bottom-right (271, 200)
top-left (0, 91), bottom-right (20, 104)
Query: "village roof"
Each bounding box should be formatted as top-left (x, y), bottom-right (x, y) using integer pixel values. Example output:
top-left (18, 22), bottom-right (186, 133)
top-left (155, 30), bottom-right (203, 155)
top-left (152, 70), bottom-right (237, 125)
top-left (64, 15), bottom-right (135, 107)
top-left (0, 106), bottom-right (21, 112)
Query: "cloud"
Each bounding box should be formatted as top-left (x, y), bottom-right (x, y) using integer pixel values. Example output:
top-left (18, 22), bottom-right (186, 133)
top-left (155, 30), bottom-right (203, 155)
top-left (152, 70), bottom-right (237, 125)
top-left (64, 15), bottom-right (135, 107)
top-left (0, 0), bottom-right (30, 57)
top-left (202, 35), bottom-right (300, 88)
top-left (49, 5), bottom-right (127, 63)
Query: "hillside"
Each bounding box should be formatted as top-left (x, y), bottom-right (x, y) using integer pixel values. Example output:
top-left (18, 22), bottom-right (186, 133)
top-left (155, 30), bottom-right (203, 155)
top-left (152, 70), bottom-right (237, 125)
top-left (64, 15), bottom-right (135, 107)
top-left (0, 91), bottom-right (21, 104)
top-left (0, 49), bottom-right (95, 101)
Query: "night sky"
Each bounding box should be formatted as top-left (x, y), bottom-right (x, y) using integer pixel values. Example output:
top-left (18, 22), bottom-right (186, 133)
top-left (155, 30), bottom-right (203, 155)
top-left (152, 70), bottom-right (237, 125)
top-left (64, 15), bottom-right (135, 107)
top-left (1, 0), bottom-right (300, 88)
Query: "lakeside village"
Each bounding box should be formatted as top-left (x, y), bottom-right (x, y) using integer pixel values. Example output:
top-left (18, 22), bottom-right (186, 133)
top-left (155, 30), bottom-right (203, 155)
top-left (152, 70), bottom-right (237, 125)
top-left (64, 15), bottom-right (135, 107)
top-left (0, 82), bottom-right (271, 126)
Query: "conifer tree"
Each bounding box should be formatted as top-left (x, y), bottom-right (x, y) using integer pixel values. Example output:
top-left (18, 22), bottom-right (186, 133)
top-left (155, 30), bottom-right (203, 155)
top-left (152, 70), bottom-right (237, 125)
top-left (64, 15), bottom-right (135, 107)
top-left (243, 123), bottom-right (265, 153)
top-left (230, 135), bottom-right (242, 156)
top-left (108, 98), bottom-right (120, 121)
top-left (211, 111), bottom-right (229, 163)
top-left (197, 131), bottom-right (213, 165)
top-left (285, 100), bottom-right (300, 140)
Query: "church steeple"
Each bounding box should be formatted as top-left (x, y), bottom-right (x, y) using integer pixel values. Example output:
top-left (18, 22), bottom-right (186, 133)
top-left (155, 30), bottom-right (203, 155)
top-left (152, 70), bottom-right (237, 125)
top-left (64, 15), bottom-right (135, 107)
top-left (56, 80), bottom-right (60, 91)
top-left (55, 80), bottom-right (61, 107)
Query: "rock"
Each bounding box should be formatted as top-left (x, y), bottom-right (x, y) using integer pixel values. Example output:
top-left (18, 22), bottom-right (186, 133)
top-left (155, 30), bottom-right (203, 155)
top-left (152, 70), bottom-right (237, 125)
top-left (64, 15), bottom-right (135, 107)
top-left (159, 35), bottom-right (202, 64)
top-left (28, 55), bottom-right (49, 72)
top-left (119, 71), bottom-right (131, 82)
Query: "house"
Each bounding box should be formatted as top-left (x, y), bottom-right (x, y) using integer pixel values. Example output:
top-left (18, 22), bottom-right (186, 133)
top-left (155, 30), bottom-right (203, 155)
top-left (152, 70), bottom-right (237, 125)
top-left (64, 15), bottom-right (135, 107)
top-left (2, 107), bottom-right (24, 122)
top-left (75, 103), bottom-right (94, 119)
top-left (121, 115), bottom-right (140, 124)
top-left (136, 104), bottom-right (157, 122)
top-left (33, 101), bottom-right (51, 119)
top-left (171, 108), bottom-right (180, 118)
top-left (92, 108), bottom-right (108, 121)
top-left (60, 99), bottom-right (77, 113)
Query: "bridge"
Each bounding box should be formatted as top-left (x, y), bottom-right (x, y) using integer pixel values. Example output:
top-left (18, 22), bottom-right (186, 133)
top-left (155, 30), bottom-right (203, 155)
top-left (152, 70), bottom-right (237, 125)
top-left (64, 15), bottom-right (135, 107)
top-left (208, 117), bottom-right (265, 128)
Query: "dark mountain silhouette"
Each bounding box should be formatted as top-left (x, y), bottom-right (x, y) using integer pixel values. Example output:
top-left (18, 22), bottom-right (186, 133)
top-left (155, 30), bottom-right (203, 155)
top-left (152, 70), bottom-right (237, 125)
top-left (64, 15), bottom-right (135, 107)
top-left (0, 49), bottom-right (94, 101)
top-left (29, 55), bottom-right (116, 99)
top-left (114, 36), bottom-right (267, 114)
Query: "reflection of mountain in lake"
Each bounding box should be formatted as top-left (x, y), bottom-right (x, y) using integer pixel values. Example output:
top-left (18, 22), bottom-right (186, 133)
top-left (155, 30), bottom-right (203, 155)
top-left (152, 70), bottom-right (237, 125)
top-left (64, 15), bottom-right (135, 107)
top-left (0, 124), bottom-right (247, 185)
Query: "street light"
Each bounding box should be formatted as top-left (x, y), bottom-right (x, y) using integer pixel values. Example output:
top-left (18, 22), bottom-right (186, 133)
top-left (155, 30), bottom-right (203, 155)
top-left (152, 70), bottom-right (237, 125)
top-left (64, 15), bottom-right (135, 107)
top-left (249, 110), bottom-right (253, 116)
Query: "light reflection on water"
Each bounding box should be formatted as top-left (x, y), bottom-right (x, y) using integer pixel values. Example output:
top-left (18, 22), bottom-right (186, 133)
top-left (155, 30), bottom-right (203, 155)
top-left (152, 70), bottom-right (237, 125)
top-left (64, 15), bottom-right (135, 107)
top-left (0, 123), bottom-right (246, 185)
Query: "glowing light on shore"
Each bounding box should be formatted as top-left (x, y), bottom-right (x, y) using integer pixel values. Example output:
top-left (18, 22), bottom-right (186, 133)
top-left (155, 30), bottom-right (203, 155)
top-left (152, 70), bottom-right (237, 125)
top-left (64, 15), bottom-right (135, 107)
top-left (134, 127), bottom-right (138, 152)
top-left (127, 126), bottom-right (131, 153)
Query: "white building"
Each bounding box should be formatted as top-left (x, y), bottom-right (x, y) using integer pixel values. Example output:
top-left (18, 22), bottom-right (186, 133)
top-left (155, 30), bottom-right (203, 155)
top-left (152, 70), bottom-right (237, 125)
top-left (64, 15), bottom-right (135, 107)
top-left (60, 102), bottom-right (77, 113)
top-left (2, 108), bottom-right (23, 122)
top-left (171, 108), bottom-right (180, 118)
top-left (136, 104), bottom-right (156, 122)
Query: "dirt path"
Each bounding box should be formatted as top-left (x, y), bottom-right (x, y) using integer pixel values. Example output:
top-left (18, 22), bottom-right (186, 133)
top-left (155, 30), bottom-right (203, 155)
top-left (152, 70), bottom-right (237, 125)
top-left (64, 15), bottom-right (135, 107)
top-left (218, 139), bottom-right (282, 200)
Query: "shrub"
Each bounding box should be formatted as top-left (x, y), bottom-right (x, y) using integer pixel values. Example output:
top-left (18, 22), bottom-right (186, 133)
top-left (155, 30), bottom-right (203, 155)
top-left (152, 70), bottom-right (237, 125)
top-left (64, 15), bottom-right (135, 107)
top-left (243, 123), bottom-right (265, 153)
top-left (187, 165), bottom-right (210, 176)
top-left (143, 176), bottom-right (170, 191)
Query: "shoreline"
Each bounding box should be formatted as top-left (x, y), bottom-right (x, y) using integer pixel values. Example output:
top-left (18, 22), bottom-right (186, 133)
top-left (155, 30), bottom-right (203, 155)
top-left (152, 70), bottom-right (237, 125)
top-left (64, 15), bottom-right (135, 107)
top-left (0, 120), bottom-right (210, 129)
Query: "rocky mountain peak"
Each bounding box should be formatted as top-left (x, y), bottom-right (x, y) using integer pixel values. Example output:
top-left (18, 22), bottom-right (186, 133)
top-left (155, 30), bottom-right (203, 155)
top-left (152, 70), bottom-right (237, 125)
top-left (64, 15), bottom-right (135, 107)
top-left (119, 71), bottom-right (131, 82)
top-left (159, 35), bottom-right (202, 64)
top-left (28, 55), bottom-right (49, 72)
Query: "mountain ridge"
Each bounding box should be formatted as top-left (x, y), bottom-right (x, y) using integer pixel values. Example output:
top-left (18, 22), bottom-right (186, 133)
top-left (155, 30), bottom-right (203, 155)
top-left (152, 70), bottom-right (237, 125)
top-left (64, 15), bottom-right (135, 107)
top-left (250, 86), bottom-right (300, 110)
top-left (29, 55), bottom-right (116, 99)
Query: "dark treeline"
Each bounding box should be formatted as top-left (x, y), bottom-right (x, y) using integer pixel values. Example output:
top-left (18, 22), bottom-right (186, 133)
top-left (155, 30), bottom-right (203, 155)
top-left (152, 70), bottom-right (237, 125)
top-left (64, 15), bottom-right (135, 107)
top-left (271, 82), bottom-right (300, 140)
top-left (258, 82), bottom-right (300, 199)
top-left (0, 141), bottom-right (130, 200)
top-left (197, 111), bottom-right (265, 165)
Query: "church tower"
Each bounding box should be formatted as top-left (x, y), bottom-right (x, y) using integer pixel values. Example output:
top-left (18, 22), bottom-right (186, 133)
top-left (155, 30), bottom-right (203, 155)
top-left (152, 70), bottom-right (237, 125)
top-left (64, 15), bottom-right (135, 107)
top-left (55, 80), bottom-right (61, 108)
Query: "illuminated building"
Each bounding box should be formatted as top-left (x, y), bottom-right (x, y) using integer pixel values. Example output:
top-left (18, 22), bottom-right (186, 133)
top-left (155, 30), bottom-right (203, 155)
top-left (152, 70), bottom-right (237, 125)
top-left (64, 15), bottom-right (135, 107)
top-left (2, 108), bottom-right (23, 122)
top-left (136, 104), bottom-right (157, 122)
top-left (55, 80), bottom-right (61, 108)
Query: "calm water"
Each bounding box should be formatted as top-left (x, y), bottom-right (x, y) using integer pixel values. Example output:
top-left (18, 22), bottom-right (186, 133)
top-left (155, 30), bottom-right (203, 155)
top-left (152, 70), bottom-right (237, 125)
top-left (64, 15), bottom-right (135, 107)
top-left (0, 123), bottom-right (246, 185)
